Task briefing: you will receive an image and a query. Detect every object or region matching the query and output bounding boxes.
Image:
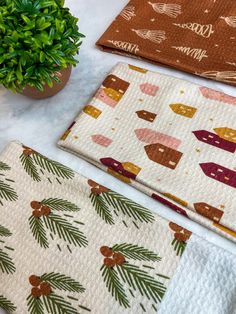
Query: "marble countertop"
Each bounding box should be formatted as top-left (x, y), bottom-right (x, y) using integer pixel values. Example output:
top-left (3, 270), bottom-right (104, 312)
top-left (0, 0), bottom-right (235, 255)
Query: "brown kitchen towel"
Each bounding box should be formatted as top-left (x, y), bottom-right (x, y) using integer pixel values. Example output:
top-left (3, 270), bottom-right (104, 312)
top-left (96, 0), bottom-right (236, 86)
top-left (59, 62), bottom-right (236, 242)
top-left (0, 141), bottom-right (190, 313)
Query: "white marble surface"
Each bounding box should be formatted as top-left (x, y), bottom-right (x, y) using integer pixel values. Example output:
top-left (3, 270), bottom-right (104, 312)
top-left (0, 0), bottom-right (236, 256)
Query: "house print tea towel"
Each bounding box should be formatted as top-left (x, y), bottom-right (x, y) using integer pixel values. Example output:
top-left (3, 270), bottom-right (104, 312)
top-left (0, 141), bottom-right (190, 313)
top-left (59, 62), bottom-right (236, 242)
top-left (96, 0), bottom-right (236, 86)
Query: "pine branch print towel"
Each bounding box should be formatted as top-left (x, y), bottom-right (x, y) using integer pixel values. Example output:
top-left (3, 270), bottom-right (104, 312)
top-left (0, 141), bottom-right (191, 313)
top-left (96, 0), bottom-right (236, 86)
top-left (59, 62), bottom-right (236, 242)
top-left (1, 142), bottom-right (236, 313)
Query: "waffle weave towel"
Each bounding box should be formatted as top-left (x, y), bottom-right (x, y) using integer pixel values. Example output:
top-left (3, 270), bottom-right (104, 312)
top-left (0, 141), bottom-right (190, 313)
top-left (96, 0), bottom-right (236, 86)
top-left (59, 62), bottom-right (236, 242)
top-left (158, 234), bottom-right (236, 314)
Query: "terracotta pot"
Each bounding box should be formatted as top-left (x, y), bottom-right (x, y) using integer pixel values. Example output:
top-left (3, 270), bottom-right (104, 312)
top-left (21, 65), bottom-right (72, 99)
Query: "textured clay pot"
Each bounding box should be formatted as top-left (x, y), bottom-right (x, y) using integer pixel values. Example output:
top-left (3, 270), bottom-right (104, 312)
top-left (21, 65), bottom-right (72, 99)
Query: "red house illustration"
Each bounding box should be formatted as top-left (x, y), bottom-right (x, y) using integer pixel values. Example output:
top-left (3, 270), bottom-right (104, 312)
top-left (193, 130), bottom-right (236, 153)
top-left (152, 193), bottom-right (188, 217)
top-left (200, 163), bottom-right (236, 188)
top-left (100, 157), bottom-right (141, 181)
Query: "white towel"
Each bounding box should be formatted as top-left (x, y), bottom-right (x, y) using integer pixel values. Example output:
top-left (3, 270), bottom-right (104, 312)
top-left (158, 234), bottom-right (236, 314)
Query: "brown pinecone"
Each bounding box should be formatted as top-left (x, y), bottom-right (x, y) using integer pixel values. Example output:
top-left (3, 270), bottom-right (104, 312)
top-left (113, 252), bottom-right (125, 265)
top-left (41, 205), bottom-right (51, 216)
top-left (104, 257), bottom-right (116, 268)
top-left (183, 228), bottom-right (192, 239)
top-left (32, 209), bottom-right (42, 218)
top-left (40, 282), bottom-right (52, 296)
top-left (31, 287), bottom-right (42, 298)
top-left (89, 180), bottom-right (109, 194)
top-left (91, 187), bottom-right (101, 195)
top-left (174, 232), bottom-right (188, 242)
top-left (169, 222), bottom-right (183, 232)
top-left (88, 179), bottom-right (97, 188)
top-left (31, 201), bottom-right (41, 210)
top-left (100, 246), bottom-right (113, 257)
top-left (29, 275), bottom-right (41, 287)
top-left (98, 185), bottom-right (109, 193)
top-left (23, 149), bottom-right (33, 156)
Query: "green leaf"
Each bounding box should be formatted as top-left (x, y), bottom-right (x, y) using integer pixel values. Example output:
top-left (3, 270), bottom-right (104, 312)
top-left (89, 193), bottom-right (114, 225)
top-left (32, 153), bottom-right (74, 180)
top-left (41, 1), bottom-right (56, 8)
top-left (0, 162), bottom-right (10, 171)
top-left (103, 191), bottom-right (155, 223)
top-left (0, 180), bottom-right (18, 203)
top-left (16, 66), bottom-right (23, 82)
top-left (21, 14), bottom-right (31, 24)
top-left (41, 272), bottom-right (85, 293)
top-left (29, 215), bottom-right (49, 249)
top-left (112, 243), bottom-right (161, 262)
top-left (0, 248), bottom-right (16, 274)
top-left (101, 265), bottom-right (129, 308)
top-left (42, 293), bottom-right (78, 314)
top-left (0, 225), bottom-right (12, 237)
top-left (39, 51), bottom-right (46, 63)
top-left (27, 294), bottom-right (44, 314)
top-left (43, 213), bottom-right (88, 247)
top-left (117, 263), bottom-right (167, 303)
top-left (41, 198), bottom-right (80, 212)
top-left (33, 81), bottom-right (44, 91)
top-left (0, 295), bottom-right (16, 313)
top-left (20, 153), bottom-right (41, 182)
top-left (56, 0), bottom-right (65, 6)
top-left (25, 66), bottom-right (36, 79)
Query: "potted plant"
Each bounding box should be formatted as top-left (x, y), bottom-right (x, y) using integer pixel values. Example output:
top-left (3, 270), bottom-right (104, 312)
top-left (0, 0), bottom-right (84, 99)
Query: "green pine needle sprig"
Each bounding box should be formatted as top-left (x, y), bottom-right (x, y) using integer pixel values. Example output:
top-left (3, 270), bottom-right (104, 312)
top-left (117, 263), bottom-right (166, 303)
top-left (112, 243), bottom-right (161, 262)
top-left (27, 295), bottom-right (44, 314)
top-left (171, 238), bottom-right (186, 256)
top-left (0, 162), bottom-right (11, 171)
top-left (41, 272), bottom-right (85, 293)
top-left (103, 191), bottom-right (155, 223)
top-left (20, 154), bottom-right (41, 182)
top-left (42, 213), bottom-right (88, 247)
top-left (29, 215), bottom-right (49, 248)
top-left (0, 225), bottom-right (12, 237)
top-left (89, 193), bottom-right (114, 225)
top-left (0, 248), bottom-right (16, 274)
top-left (0, 180), bottom-right (18, 203)
top-left (32, 153), bottom-right (74, 180)
top-left (42, 198), bottom-right (80, 212)
top-left (0, 295), bottom-right (16, 313)
top-left (42, 293), bottom-right (78, 314)
top-left (101, 265), bottom-right (130, 308)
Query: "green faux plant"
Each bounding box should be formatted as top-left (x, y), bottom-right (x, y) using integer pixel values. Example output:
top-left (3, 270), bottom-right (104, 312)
top-left (0, 0), bottom-right (84, 92)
